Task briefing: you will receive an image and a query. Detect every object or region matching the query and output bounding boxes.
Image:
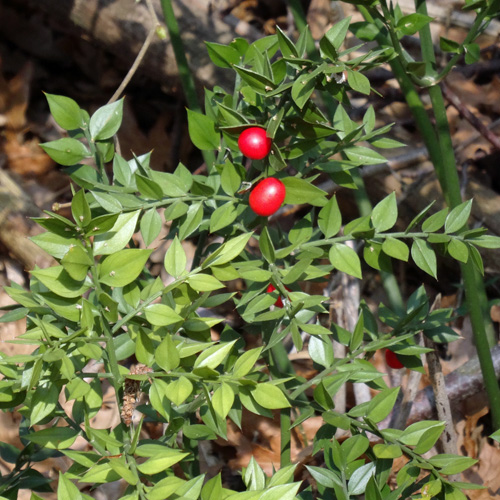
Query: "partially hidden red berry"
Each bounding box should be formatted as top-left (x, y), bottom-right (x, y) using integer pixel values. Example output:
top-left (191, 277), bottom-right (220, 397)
top-left (385, 349), bottom-right (404, 369)
top-left (249, 177), bottom-right (286, 217)
top-left (266, 284), bottom-right (291, 308)
top-left (238, 127), bottom-right (272, 160)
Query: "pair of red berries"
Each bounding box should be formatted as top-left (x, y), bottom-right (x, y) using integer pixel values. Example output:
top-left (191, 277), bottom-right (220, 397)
top-left (266, 284), bottom-right (291, 308)
top-left (238, 127), bottom-right (285, 217)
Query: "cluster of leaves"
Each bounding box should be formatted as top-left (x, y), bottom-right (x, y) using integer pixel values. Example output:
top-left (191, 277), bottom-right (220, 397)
top-left (1, 11), bottom-right (500, 500)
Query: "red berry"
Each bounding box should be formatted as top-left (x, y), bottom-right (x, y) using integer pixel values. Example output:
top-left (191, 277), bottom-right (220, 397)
top-left (238, 127), bottom-right (272, 160)
top-left (385, 349), bottom-right (404, 369)
top-left (249, 178), bottom-right (286, 217)
top-left (266, 284), bottom-right (290, 308)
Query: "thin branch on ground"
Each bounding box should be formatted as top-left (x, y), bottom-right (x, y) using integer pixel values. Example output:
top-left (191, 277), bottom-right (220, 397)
top-left (108, 0), bottom-right (161, 105)
top-left (442, 83), bottom-right (500, 151)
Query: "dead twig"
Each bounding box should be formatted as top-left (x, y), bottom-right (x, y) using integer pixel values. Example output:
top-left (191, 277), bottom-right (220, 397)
top-left (442, 83), bottom-right (500, 151)
top-left (107, 0), bottom-right (162, 105)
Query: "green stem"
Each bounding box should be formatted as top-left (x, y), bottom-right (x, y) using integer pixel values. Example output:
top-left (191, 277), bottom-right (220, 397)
top-left (414, 0), bottom-right (500, 428)
top-left (159, 0), bottom-right (215, 172)
top-left (280, 407), bottom-right (292, 467)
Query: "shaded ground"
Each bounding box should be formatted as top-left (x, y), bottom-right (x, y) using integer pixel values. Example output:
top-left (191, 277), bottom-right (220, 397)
top-left (1, 0), bottom-right (500, 498)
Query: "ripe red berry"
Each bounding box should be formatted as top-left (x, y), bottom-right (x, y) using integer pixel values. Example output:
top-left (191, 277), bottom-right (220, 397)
top-left (385, 349), bottom-right (404, 369)
top-left (238, 127), bottom-right (272, 160)
top-left (266, 284), bottom-right (291, 308)
top-left (249, 178), bottom-right (286, 217)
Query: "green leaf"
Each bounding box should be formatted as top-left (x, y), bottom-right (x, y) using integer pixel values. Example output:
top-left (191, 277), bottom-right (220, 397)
top-left (178, 202), bottom-right (204, 240)
top-left (164, 376), bottom-right (193, 406)
top-left (464, 43), bottom-right (480, 64)
top-left (28, 427), bottom-right (79, 450)
top-left (108, 456), bottom-right (138, 485)
top-left (382, 237), bottom-right (409, 261)
top-left (187, 109), bottom-right (220, 150)
top-left (30, 232), bottom-right (80, 260)
top-left (348, 462), bottom-right (376, 496)
top-left (428, 454), bottom-right (477, 475)
top-left (202, 474), bottom-right (223, 500)
top-left (445, 199), bottom-right (472, 233)
top-left (234, 65), bottom-right (276, 94)
top-left (259, 226), bottom-right (275, 264)
top-left (98, 249), bottom-right (152, 287)
top-left (414, 421), bottom-right (446, 454)
top-left (448, 238), bottom-right (469, 263)
top-left (305, 466), bottom-right (342, 489)
top-left (135, 174), bottom-right (164, 199)
top-left (282, 177), bottom-right (327, 206)
top-left (135, 329), bottom-right (155, 366)
top-left (344, 145), bottom-right (387, 165)
top-left (399, 420), bottom-right (445, 447)
top-left (325, 16), bottom-right (351, 50)
top-left (210, 202), bottom-right (238, 233)
top-left (144, 303), bottom-right (182, 326)
top-left (411, 238), bottom-right (437, 279)
top-left (71, 189), bottom-right (91, 227)
top-left (366, 387), bottom-right (400, 423)
top-left (205, 42), bottom-right (240, 68)
top-left (140, 208), bottom-right (162, 247)
top-left (136, 449), bottom-right (190, 475)
top-left (329, 243), bottom-right (362, 279)
top-left (252, 383), bottom-right (290, 409)
top-left (30, 384), bottom-right (60, 425)
top-left (318, 195), bottom-right (342, 238)
top-left (396, 13), bottom-right (433, 36)
top-left (212, 383), bottom-right (235, 419)
top-left (203, 232), bottom-right (252, 267)
top-left (61, 244), bottom-right (93, 281)
top-left (373, 443), bottom-right (403, 459)
top-left (347, 69), bottom-right (370, 95)
top-left (259, 483), bottom-right (301, 500)
top-left (44, 93), bottom-right (85, 130)
top-left (89, 99), bottom-right (124, 140)
top-left (469, 235), bottom-right (500, 248)
top-left (308, 334), bottom-right (334, 368)
top-left (57, 472), bottom-right (83, 500)
top-left (276, 26), bottom-right (298, 58)
top-left (244, 456), bottom-right (266, 490)
top-left (187, 274), bottom-right (224, 292)
top-left (232, 347), bottom-right (263, 378)
top-left (291, 73), bottom-right (318, 109)
top-left (31, 265), bottom-right (91, 298)
top-left (220, 161), bottom-right (242, 195)
top-left (155, 334), bottom-right (180, 372)
top-left (164, 236), bottom-right (187, 278)
top-left (440, 37), bottom-right (461, 54)
top-left (40, 138), bottom-right (90, 166)
top-left (194, 340), bottom-right (237, 370)
top-left (372, 192), bottom-right (397, 232)
top-left (93, 210), bottom-right (140, 255)
top-left (422, 208), bottom-right (448, 232)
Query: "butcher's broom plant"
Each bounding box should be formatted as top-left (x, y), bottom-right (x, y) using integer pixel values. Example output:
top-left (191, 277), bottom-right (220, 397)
top-left (1, 6), bottom-right (499, 499)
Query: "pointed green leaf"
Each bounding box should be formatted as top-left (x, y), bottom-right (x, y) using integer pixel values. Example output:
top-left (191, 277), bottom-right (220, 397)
top-left (411, 238), bottom-right (437, 278)
top-left (164, 236), bottom-right (187, 278)
top-left (318, 195), bottom-right (342, 238)
top-left (329, 243), bottom-right (362, 279)
top-left (372, 192), bottom-right (397, 232)
top-left (187, 109), bottom-right (219, 150)
top-left (445, 199), bottom-right (472, 233)
top-left (98, 249), bottom-right (152, 287)
top-left (89, 99), bottom-right (124, 140)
